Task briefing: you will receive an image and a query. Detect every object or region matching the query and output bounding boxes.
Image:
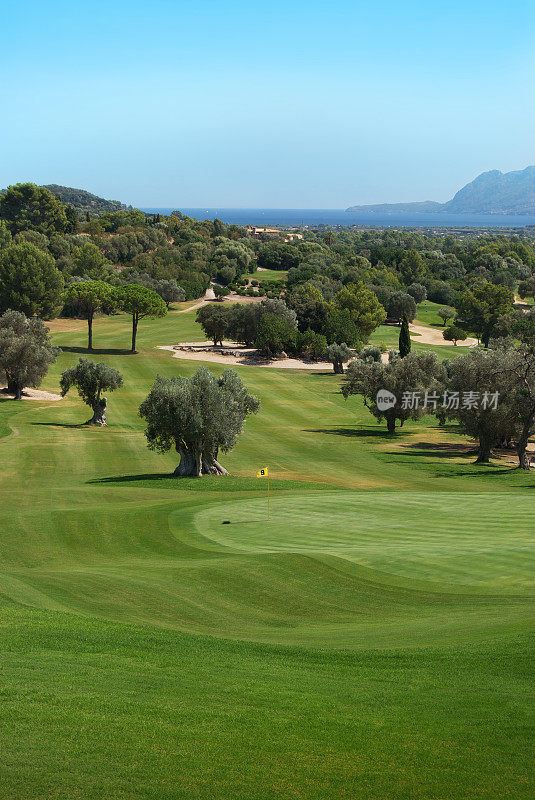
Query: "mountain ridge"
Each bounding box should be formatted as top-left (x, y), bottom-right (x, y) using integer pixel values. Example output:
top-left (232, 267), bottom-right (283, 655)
top-left (346, 166), bottom-right (535, 215)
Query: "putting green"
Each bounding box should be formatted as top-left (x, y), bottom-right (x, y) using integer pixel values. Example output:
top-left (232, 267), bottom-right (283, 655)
top-left (196, 492), bottom-right (534, 591)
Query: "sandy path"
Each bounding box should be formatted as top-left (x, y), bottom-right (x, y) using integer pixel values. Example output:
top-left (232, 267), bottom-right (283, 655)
top-left (1, 386), bottom-right (62, 401)
top-left (409, 323), bottom-right (477, 347)
top-left (177, 286), bottom-right (216, 313)
top-left (177, 287), bottom-right (262, 314)
top-left (158, 343), bottom-right (335, 370)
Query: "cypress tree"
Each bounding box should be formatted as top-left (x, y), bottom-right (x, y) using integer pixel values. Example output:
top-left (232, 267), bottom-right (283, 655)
top-left (399, 315), bottom-right (411, 358)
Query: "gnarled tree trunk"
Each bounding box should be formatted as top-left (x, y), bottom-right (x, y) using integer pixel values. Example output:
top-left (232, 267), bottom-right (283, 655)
top-left (4, 373), bottom-right (22, 399)
top-left (516, 405), bottom-right (535, 470)
top-left (174, 444), bottom-right (202, 477)
top-left (332, 360), bottom-right (343, 374)
top-left (475, 435), bottom-right (492, 463)
top-left (87, 397), bottom-right (107, 425)
top-left (173, 444), bottom-right (228, 476)
top-left (202, 451), bottom-right (229, 475)
top-left (386, 411), bottom-right (396, 434)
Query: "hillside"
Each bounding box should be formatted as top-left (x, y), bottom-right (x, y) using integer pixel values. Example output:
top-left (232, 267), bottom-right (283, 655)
top-left (43, 184), bottom-right (130, 217)
top-left (347, 166), bottom-right (535, 215)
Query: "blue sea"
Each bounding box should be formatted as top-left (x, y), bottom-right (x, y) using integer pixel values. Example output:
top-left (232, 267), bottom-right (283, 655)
top-left (141, 207), bottom-right (535, 229)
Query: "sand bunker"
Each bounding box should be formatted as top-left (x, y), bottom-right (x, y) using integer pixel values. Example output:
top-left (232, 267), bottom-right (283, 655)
top-left (158, 342), bottom-right (336, 370)
top-left (0, 386), bottom-right (63, 401)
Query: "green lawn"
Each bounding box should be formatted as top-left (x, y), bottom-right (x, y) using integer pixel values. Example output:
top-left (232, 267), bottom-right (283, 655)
top-left (415, 299), bottom-right (450, 328)
top-left (0, 308), bottom-right (533, 799)
top-left (243, 268), bottom-right (287, 287)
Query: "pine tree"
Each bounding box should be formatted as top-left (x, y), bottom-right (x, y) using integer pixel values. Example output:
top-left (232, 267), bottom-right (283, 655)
top-left (399, 315), bottom-right (411, 358)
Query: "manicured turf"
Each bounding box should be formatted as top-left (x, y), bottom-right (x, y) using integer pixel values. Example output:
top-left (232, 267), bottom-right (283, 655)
top-left (0, 308), bottom-right (533, 799)
top-left (242, 268), bottom-right (287, 286)
top-left (415, 299), bottom-right (449, 328)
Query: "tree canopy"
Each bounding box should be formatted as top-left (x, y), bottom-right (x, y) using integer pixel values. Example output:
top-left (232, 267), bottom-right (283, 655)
top-left (325, 342), bottom-right (352, 373)
top-left (118, 284), bottom-right (166, 352)
top-left (0, 183), bottom-right (68, 235)
top-left (342, 351), bottom-right (441, 433)
top-left (60, 358), bottom-right (123, 425)
top-left (457, 282), bottom-right (514, 347)
top-left (0, 242), bottom-right (64, 318)
top-left (443, 326), bottom-right (467, 345)
top-left (335, 283), bottom-right (386, 339)
top-left (139, 367), bottom-right (260, 476)
top-left (63, 280), bottom-right (117, 350)
top-left (399, 315), bottom-right (411, 357)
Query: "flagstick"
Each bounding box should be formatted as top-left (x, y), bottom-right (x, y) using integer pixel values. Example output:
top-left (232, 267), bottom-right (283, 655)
top-left (267, 466), bottom-right (270, 521)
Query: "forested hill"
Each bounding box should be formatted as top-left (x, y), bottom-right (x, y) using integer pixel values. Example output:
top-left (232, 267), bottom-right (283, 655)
top-left (347, 166), bottom-right (535, 215)
top-left (42, 185), bottom-right (130, 217)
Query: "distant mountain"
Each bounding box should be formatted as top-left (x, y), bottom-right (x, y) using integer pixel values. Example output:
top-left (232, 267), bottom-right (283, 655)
top-left (344, 200), bottom-right (443, 214)
top-left (43, 185), bottom-right (130, 217)
top-left (346, 167), bottom-right (535, 215)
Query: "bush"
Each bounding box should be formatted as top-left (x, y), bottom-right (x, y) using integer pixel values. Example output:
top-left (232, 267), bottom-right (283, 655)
top-left (359, 345), bottom-right (382, 362)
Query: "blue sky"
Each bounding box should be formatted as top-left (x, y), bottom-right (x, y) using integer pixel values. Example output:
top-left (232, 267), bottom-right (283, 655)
top-left (1, 0), bottom-right (534, 207)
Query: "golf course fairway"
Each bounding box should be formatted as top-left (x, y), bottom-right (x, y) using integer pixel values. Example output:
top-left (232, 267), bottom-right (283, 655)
top-left (1, 308), bottom-right (533, 799)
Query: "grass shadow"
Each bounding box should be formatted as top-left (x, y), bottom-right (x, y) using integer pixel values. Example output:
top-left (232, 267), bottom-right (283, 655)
top-left (60, 346), bottom-right (135, 356)
top-left (385, 448), bottom-right (475, 460)
top-left (91, 473), bottom-right (174, 484)
top-left (31, 421), bottom-right (83, 428)
top-left (305, 427), bottom-right (397, 439)
top-left (457, 467), bottom-right (520, 477)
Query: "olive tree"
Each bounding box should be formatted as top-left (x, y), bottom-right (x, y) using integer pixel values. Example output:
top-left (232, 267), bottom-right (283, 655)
top-left (196, 304), bottom-right (230, 345)
top-left (342, 351), bottom-right (441, 434)
top-left (438, 307), bottom-right (455, 326)
top-left (0, 310), bottom-right (59, 399)
top-left (63, 280), bottom-right (117, 351)
top-left (507, 344), bottom-right (535, 469)
top-left (387, 292), bottom-right (417, 325)
top-left (154, 279), bottom-right (185, 307)
top-left (325, 342), bottom-right (352, 374)
top-left (118, 284), bottom-right (166, 352)
top-left (60, 358), bottom-right (123, 425)
top-left (139, 367), bottom-right (260, 476)
top-left (438, 347), bottom-right (518, 463)
top-left (358, 345), bottom-right (382, 363)
top-left (407, 283), bottom-right (427, 304)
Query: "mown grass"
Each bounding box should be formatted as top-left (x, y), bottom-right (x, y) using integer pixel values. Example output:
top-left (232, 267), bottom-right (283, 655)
top-left (415, 299), bottom-right (449, 328)
top-left (0, 307), bottom-right (533, 799)
top-left (242, 268), bottom-right (287, 286)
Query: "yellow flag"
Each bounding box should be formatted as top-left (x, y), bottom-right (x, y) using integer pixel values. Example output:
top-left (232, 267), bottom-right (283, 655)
top-left (256, 467), bottom-right (269, 478)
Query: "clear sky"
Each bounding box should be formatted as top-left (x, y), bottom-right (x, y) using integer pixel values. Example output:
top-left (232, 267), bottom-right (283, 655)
top-left (1, 0), bottom-right (534, 208)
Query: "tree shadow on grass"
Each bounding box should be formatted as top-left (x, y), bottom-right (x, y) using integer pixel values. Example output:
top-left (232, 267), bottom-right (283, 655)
top-left (385, 449), bottom-right (476, 460)
top-left (394, 441), bottom-right (476, 459)
top-left (30, 421), bottom-right (83, 428)
top-left (305, 427), bottom-right (395, 439)
top-left (459, 467), bottom-right (520, 477)
top-left (60, 346), bottom-right (135, 356)
top-left (90, 473), bottom-right (174, 484)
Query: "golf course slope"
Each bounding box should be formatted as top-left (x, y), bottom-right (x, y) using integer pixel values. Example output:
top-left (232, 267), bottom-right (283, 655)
top-left (1, 307), bottom-right (533, 800)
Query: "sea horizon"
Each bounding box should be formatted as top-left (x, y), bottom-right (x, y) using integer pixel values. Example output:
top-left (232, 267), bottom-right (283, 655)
top-left (141, 207), bottom-right (535, 228)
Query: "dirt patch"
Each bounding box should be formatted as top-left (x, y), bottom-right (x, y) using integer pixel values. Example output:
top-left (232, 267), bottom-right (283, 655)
top-left (1, 386), bottom-right (62, 402)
